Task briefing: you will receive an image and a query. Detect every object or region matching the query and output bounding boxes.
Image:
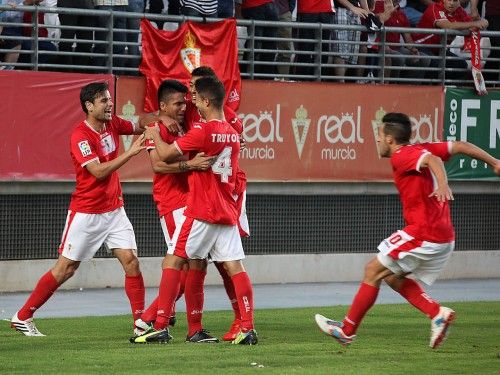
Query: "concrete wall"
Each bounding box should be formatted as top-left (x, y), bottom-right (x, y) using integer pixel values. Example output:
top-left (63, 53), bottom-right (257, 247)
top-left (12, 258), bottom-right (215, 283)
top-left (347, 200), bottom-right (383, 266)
top-left (1, 251), bottom-right (499, 292)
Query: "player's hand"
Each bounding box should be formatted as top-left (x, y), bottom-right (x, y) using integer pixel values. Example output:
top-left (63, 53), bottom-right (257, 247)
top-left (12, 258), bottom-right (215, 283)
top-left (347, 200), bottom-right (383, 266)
top-left (239, 135), bottom-right (247, 151)
top-left (144, 126), bottom-right (159, 140)
top-left (189, 152), bottom-right (216, 171)
top-left (139, 112), bottom-right (160, 130)
top-left (128, 134), bottom-right (147, 156)
top-left (159, 115), bottom-right (182, 134)
top-left (428, 185), bottom-right (454, 203)
top-left (493, 159), bottom-right (500, 176)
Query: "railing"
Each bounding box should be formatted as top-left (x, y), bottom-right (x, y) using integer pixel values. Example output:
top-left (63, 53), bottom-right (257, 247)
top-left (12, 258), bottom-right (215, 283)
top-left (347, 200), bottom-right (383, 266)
top-left (1, 5), bottom-right (499, 86)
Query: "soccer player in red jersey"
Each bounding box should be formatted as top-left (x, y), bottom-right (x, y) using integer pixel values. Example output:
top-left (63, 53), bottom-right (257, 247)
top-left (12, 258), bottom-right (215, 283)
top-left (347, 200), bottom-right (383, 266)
top-left (133, 76), bottom-right (257, 345)
top-left (315, 112), bottom-right (500, 349)
top-left (11, 82), bottom-right (148, 336)
top-left (132, 79), bottom-right (218, 342)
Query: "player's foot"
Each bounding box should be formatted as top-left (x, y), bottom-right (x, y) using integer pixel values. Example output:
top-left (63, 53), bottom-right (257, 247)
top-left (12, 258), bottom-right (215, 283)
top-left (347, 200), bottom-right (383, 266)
top-left (186, 329), bottom-right (219, 343)
top-left (130, 328), bottom-right (172, 344)
top-left (231, 329), bottom-right (258, 345)
top-left (430, 306), bottom-right (456, 349)
top-left (133, 318), bottom-right (153, 337)
top-left (10, 312), bottom-right (45, 337)
top-left (315, 314), bottom-right (355, 346)
top-left (222, 319), bottom-right (241, 341)
top-left (169, 315), bottom-right (177, 327)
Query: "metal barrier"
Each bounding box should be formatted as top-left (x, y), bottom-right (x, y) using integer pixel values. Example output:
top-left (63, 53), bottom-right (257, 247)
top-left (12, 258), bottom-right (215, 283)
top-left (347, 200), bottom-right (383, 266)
top-left (1, 5), bottom-right (499, 85)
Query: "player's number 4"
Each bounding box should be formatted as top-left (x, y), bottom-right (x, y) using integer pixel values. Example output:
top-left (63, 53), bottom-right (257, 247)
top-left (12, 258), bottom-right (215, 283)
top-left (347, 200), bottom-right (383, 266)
top-left (212, 146), bottom-right (233, 183)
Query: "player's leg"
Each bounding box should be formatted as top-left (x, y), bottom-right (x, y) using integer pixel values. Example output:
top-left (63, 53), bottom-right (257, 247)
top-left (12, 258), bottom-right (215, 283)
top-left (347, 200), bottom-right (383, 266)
top-left (214, 261), bottom-right (241, 341)
top-left (107, 207), bottom-right (145, 330)
top-left (12, 255), bottom-right (80, 336)
top-left (184, 258), bottom-right (219, 343)
top-left (315, 256), bottom-right (392, 346)
top-left (12, 210), bottom-right (102, 336)
top-left (381, 240), bottom-right (456, 348)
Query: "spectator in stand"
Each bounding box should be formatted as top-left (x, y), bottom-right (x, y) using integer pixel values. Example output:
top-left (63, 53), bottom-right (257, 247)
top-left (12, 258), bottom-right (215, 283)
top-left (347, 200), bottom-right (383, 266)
top-left (93, 0), bottom-right (128, 73)
top-left (21, 1), bottom-right (58, 67)
top-left (0, 0), bottom-right (30, 69)
top-left (471, 0), bottom-right (499, 82)
top-left (56, 0), bottom-right (94, 72)
top-left (401, 0), bottom-right (434, 26)
top-left (274, 0), bottom-right (295, 77)
top-left (237, 0), bottom-right (279, 77)
top-left (180, 0), bottom-right (218, 17)
top-left (414, 0), bottom-right (488, 81)
top-left (149, 0), bottom-right (165, 29)
top-left (295, 0), bottom-right (334, 79)
top-left (333, 0), bottom-right (371, 82)
top-left (125, 0), bottom-right (144, 73)
top-left (218, 0), bottom-right (236, 17)
top-left (373, 0), bottom-right (430, 81)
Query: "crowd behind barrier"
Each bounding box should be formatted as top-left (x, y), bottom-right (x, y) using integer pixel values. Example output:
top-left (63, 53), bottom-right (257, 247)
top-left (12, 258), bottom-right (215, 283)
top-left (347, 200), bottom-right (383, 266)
top-left (0, 3), bottom-right (499, 86)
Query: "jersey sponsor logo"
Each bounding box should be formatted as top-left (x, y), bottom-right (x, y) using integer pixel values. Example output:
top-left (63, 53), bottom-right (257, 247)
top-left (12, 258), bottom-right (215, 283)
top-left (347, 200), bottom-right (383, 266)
top-left (78, 140), bottom-right (92, 157)
top-left (228, 89), bottom-right (240, 103)
top-left (439, 11), bottom-right (445, 18)
top-left (100, 134), bottom-right (116, 155)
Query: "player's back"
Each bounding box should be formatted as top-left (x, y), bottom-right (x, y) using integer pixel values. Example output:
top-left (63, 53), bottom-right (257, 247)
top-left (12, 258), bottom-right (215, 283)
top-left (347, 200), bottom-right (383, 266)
top-left (178, 119), bottom-right (241, 225)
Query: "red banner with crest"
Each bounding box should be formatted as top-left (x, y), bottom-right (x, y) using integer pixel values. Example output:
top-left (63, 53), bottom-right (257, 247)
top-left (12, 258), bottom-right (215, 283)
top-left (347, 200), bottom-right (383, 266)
top-left (139, 18), bottom-right (241, 112)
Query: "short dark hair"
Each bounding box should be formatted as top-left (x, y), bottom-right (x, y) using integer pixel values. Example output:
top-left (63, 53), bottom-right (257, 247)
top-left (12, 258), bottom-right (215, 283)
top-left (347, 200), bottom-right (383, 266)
top-left (194, 76), bottom-right (225, 109)
top-left (191, 66), bottom-right (216, 78)
top-left (157, 79), bottom-right (188, 105)
top-left (382, 112), bottom-right (412, 144)
top-left (80, 82), bottom-right (108, 114)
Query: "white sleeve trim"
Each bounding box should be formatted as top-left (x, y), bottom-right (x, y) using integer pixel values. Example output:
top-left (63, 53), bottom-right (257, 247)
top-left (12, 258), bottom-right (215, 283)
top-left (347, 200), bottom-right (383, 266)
top-left (81, 157), bottom-right (100, 168)
top-left (415, 151), bottom-right (431, 172)
top-left (446, 141), bottom-right (453, 156)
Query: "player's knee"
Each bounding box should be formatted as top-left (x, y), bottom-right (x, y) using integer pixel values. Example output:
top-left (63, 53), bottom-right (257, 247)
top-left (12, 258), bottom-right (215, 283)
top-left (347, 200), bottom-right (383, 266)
top-left (123, 255), bottom-right (141, 274)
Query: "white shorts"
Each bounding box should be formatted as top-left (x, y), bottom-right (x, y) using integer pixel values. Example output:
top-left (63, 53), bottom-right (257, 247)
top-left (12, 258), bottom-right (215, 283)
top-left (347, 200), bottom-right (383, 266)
top-left (377, 230), bottom-right (454, 285)
top-left (237, 190), bottom-right (250, 237)
top-left (58, 207), bottom-right (137, 261)
top-left (171, 216), bottom-right (245, 262)
top-left (159, 206), bottom-right (186, 254)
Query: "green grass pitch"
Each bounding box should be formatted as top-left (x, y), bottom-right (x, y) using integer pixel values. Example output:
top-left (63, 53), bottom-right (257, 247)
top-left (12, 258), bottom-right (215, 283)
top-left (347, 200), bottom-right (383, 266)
top-left (1, 301), bottom-right (499, 374)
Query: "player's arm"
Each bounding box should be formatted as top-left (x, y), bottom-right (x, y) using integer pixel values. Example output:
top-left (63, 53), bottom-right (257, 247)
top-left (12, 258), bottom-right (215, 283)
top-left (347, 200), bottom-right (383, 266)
top-left (148, 149), bottom-right (214, 173)
top-left (86, 134), bottom-right (146, 180)
top-left (144, 126), bottom-right (182, 162)
top-left (136, 112), bottom-right (160, 134)
top-left (420, 153), bottom-right (454, 202)
top-left (450, 141), bottom-right (500, 176)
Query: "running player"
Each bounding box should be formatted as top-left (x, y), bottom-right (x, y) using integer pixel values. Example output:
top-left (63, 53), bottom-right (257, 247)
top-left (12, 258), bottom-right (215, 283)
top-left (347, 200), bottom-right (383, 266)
top-left (315, 112), bottom-right (500, 349)
top-left (11, 82), bottom-right (147, 336)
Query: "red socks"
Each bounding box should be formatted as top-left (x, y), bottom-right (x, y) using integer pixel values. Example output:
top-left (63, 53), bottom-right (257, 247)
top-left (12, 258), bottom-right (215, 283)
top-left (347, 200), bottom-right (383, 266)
top-left (342, 282), bottom-right (379, 336)
top-left (231, 271), bottom-right (254, 331)
top-left (125, 273), bottom-right (145, 321)
top-left (18, 271), bottom-right (60, 321)
top-left (399, 278), bottom-right (440, 319)
top-left (215, 262), bottom-right (240, 322)
top-left (185, 269), bottom-right (207, 336)
top-left (154, 268), bottom-right (181, 330)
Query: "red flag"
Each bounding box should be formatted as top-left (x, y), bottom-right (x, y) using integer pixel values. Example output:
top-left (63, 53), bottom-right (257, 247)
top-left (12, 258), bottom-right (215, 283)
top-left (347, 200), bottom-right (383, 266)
top-left (140, 18), bottom-right (241, 112)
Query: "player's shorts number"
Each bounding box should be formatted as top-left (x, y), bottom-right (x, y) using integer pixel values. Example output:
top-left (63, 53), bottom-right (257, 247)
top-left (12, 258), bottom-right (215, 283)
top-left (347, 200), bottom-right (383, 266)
top-left (212, 146), bottom-right (233, 183)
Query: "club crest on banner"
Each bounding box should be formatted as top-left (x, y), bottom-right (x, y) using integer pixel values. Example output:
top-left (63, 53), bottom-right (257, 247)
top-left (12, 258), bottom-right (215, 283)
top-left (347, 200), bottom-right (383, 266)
top-left (119, 100), bottom-right (138, 151)
top-left (180, 31), bottom-right (201, 73)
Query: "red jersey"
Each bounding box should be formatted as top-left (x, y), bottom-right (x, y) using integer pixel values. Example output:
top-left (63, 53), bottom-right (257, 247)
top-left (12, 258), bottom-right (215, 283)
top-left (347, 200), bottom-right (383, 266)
top-left (414, 2), bottom-right (471, 47)
top-left (391, 142), bottom-right (455, 243)
top-left (297, 0), bottom-right (335, 13)
top-left (69, 115), bottom-right (134, 213)
top-left (145, 123), bottom-right (189, 217)
top-left (185, 102), bottom-right (243, 134)
top-left (175, 120), bottom-right (240, 225)
top-left (242, 0), bottom-right (273, 9)
top-left (374, 1), bottom-right (410, 44)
